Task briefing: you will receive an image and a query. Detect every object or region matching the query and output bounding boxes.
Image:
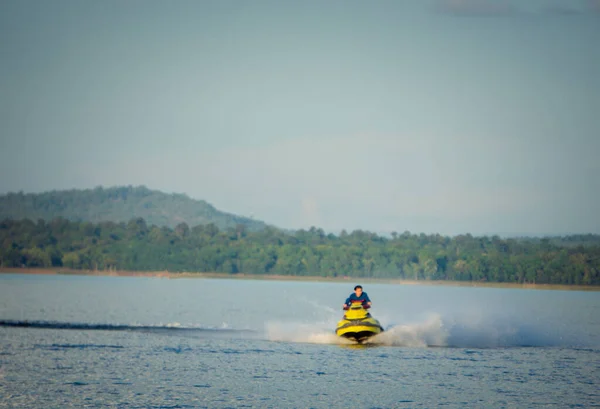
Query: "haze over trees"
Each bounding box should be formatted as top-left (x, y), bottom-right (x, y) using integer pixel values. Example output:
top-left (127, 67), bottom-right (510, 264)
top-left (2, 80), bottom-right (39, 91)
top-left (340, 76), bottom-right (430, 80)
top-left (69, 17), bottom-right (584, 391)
top-left (1, 217), bottom-right (598, 285)
top-left (0, 186), bottom-right (267, 232)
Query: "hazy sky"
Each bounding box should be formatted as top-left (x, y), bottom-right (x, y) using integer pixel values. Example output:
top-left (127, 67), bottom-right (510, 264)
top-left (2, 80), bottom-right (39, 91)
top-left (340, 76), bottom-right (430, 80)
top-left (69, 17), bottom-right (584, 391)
top-left (1, 0), bottom-right (599, 236)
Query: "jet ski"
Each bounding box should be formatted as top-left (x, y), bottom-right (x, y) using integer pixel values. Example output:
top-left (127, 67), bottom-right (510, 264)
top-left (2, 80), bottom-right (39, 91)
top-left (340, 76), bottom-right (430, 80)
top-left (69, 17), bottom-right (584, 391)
top-left (335, 303), bottom-right (384, 343)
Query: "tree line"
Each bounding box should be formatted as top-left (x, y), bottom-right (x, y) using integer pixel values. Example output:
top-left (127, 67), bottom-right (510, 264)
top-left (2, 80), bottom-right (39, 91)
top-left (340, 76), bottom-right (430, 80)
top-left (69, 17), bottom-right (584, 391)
top-left (1, 218), bottom-right (599, 285)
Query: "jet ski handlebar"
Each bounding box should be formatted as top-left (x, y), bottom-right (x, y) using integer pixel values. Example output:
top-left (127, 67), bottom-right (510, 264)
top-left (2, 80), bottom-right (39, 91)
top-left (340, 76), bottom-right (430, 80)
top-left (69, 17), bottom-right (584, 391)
top-left (343, 303), bottom-right (371, 310)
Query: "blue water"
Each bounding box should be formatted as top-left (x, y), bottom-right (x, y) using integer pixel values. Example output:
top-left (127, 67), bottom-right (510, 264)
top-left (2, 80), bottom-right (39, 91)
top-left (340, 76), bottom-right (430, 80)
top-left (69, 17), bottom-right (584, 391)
top-left (0, 274), bottom-right (599, 408)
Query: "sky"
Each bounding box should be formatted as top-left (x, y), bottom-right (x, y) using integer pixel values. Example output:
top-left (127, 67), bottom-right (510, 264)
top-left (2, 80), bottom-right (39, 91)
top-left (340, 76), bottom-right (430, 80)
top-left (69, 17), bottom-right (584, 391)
top-left (1, 0), bottom-right (599, 236)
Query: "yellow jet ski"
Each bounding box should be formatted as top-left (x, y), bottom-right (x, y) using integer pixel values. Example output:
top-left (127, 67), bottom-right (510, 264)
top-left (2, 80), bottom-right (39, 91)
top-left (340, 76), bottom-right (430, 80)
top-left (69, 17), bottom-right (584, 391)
top-left (335, 303), bottom-right (384, 343)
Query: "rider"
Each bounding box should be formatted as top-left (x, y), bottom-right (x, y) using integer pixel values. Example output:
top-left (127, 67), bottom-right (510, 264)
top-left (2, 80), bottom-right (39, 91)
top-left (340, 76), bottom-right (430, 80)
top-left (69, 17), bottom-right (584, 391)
top-left (343, 285), bottom-right (372, 309)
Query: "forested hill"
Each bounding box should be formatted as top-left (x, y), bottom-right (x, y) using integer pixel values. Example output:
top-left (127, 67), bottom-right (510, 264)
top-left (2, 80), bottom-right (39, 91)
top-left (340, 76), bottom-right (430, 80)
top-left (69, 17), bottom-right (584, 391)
top-left (1, 218), bottom-right (599, 285)
top-left (0, 186), bottom-right (268, 231)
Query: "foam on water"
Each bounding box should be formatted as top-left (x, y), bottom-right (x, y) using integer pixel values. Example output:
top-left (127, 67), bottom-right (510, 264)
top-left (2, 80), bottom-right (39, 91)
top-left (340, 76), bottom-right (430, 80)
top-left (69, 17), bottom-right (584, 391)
top-left (369, 314), bottom-right (448, 347)
top-left (264, 321), bottom-right (354, 345)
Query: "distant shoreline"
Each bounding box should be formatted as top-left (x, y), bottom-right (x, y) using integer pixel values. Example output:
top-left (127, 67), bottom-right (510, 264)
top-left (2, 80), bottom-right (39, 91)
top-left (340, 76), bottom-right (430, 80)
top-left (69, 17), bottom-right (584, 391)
top-left (1, 267), bottom-right (599, 292)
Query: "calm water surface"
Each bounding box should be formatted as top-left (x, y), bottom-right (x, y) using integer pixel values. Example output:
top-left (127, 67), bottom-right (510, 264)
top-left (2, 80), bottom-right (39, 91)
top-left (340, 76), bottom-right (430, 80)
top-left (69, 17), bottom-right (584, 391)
top-left (0, 274), bottom-right (599, 408)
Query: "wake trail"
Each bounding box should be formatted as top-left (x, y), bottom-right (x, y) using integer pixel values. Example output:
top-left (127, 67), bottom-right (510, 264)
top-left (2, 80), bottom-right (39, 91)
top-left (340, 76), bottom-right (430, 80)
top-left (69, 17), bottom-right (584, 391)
top-left (0, 319), bottom-right (256, 335)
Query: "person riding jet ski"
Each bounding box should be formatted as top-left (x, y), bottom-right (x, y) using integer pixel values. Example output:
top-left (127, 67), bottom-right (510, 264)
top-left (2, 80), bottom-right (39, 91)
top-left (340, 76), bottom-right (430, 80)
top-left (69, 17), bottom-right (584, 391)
top-left (343, 285), bottom-right (371, 309)
top-left (336, 285), bottom-right (383, 342)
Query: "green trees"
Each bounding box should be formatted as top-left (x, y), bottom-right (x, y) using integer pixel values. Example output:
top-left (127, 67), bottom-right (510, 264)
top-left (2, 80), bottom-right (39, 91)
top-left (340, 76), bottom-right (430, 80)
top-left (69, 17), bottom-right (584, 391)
top-left (1, 217), bottom-right (599, 285)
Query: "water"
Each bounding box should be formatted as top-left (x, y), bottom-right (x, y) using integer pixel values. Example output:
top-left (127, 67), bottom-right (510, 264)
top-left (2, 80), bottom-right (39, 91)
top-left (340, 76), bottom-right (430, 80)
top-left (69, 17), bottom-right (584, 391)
top-left (0, 274), bottom-right (599, 408)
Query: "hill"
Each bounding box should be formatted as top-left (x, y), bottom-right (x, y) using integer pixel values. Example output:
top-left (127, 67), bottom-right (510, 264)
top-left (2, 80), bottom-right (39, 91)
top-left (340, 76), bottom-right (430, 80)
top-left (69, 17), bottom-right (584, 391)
top-left (0, 186), bottom-right (268, 231)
